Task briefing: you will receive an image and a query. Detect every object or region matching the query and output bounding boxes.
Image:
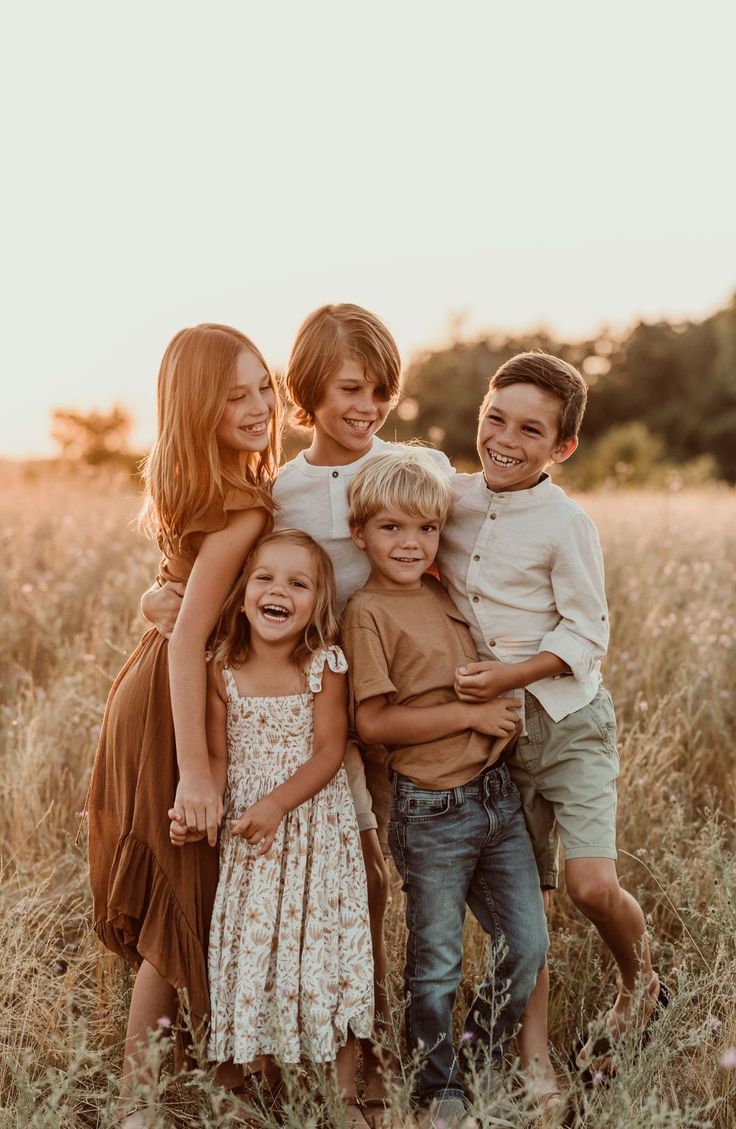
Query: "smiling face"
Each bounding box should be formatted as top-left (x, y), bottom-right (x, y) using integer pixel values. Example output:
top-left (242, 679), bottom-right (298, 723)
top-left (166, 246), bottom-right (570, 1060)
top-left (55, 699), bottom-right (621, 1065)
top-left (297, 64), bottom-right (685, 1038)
top-left (215, 349), bottom-right (276, 454)
top-left (242, 542), bottom-right (318, 646)
top-left (351, 508), bottom-right (441, 590)
top-left (309, 359), bottom-right (392, 465)
top-left (477, 382), bottom-right (577, 492)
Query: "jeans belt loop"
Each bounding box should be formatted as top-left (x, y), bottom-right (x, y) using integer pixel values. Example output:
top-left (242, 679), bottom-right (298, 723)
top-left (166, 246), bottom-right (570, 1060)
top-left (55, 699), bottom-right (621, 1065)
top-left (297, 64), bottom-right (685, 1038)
top-left (453, 784), bottom-right (463, 807)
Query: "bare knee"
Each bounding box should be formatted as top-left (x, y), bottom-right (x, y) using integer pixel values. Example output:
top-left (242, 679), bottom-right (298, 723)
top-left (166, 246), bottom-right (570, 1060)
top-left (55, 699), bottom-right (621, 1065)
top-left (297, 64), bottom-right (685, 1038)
top-left (567, 871), bottom-right (620, 920)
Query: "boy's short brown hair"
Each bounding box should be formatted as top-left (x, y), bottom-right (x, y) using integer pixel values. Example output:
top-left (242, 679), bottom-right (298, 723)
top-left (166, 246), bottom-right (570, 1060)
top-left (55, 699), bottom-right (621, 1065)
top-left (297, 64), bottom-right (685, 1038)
top-left (484, 352), bottom-right (588, 444)
top-left (286, 303), bottom-right (402, 427)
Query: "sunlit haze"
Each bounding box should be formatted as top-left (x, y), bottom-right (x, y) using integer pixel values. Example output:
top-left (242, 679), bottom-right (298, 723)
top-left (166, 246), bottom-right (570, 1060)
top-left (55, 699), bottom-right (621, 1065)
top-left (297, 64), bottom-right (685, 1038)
top-left (2, 0), bottom-right (735, 457)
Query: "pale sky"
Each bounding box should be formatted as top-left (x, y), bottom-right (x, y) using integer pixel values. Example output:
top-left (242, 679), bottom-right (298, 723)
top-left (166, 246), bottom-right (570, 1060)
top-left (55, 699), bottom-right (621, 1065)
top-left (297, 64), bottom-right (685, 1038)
top-left (2, 0), bottom-right (735, 457)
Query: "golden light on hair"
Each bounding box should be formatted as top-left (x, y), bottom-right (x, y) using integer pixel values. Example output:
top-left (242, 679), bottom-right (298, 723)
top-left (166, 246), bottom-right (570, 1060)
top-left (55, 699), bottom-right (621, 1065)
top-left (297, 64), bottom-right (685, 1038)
top-left (286, 303), bottom-right (401, 427)
top-left (211, 529), bottom-right (340, 672)
top-left (141, 324), bottom-right (281, 555)
top-left (347, 449), bottom-right (452, 529)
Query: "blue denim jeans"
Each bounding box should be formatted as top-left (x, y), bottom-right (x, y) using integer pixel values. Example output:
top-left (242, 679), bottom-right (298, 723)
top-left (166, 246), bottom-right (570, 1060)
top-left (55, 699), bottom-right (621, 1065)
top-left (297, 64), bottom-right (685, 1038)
top-left (388, 762), bottom-right (548, 1106)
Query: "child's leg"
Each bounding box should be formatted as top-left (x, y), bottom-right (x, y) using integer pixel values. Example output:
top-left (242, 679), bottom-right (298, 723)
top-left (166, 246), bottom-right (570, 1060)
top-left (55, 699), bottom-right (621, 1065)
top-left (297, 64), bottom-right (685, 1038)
top-left (336, 1037), bottom-right (371, 1128)
top-left (345, 737), bottom-right (396, 1103)
top-left (461, 768), bottom-right (548, 1077)
top-left (507, 732), bottom-right (560, 1098)
top-left (390, 788), bottom-right (475, 1107)
top-left (360, 828), bottom-right (392, 1086)
top-left (516, 893), bottom-right (560, 1105)
top-left (566, 856), bottom-right (659, 1056)
top-left (116, 959), bottom-right (177, 1121)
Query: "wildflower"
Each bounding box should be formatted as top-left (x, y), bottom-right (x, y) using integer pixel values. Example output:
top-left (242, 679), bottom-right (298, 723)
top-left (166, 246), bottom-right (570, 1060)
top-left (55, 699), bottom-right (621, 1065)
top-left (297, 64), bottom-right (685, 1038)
top-left (637, 700), bottom-right (649, 712)
top-left (636, 848), bottom-right (647, 858)
top-left (706, 1017), bottom-right (722, 1032)
top-left (51, 960), bottom-right (67, 976)
top-left (461, 1031), bottom-right (474, 1043)
top-left (156, 1016), bottom-right (172, 1028)
top-left (721, 1048), bottom-right (736, 1069)
top-left (592, 1071), bottom-right (605, 1086)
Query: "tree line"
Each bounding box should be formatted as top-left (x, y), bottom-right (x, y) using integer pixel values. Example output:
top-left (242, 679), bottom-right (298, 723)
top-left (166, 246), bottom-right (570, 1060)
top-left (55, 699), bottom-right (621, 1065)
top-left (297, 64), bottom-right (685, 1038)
top-left (50, 295), bottom-right (736, 487)
top-left (392, 295), bottom-right (736, 486)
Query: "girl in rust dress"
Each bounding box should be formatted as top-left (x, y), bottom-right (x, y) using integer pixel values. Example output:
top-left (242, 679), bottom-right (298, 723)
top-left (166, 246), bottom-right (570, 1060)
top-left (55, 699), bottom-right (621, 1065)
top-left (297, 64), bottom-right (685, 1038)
top-left (86, 323), bottom-right (280, 1125)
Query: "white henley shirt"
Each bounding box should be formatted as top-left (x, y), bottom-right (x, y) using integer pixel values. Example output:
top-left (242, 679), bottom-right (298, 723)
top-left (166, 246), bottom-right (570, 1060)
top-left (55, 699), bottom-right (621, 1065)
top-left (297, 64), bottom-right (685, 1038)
top-left (273, 436), bottom-right (454, 611)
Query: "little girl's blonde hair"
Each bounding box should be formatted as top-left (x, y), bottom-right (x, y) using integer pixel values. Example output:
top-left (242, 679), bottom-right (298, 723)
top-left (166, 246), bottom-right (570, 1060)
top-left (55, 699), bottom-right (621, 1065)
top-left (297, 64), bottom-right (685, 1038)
top-left (212, 529), bottom-right (340, 671)
top-left (286, 303), bottom-right (402, 428)
top-left (142, 324), bottom-right (281, 556)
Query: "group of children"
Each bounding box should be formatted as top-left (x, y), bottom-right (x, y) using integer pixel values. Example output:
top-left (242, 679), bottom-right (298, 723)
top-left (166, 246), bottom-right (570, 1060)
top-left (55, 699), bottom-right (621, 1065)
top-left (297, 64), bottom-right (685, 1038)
top-left (86, 306), bottom-right (664, 1128)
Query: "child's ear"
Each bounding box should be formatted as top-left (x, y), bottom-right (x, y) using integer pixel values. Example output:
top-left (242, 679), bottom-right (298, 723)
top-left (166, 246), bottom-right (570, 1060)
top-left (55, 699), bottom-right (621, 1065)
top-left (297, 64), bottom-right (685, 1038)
top-left (551, 436), bottom-right (578, 465)
top-left (350, 524), bottom-right (367, 551)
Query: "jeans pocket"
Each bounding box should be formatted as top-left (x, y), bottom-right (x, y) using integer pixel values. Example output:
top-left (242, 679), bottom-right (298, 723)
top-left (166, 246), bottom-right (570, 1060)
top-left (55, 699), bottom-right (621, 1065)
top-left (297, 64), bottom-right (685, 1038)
top-left (396, 788), bottom-right (453, 823)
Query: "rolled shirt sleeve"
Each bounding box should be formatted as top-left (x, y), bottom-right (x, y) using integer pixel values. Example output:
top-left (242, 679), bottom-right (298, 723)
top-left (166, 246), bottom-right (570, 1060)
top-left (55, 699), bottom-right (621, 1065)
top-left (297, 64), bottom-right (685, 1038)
top-left (539, 512), bottom-right (609, 681)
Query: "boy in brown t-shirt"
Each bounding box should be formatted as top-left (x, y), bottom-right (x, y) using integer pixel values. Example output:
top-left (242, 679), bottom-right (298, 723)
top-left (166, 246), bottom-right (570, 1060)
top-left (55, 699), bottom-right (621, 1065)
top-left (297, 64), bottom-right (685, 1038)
top-left (342, 450), bottom-right (548, 1126)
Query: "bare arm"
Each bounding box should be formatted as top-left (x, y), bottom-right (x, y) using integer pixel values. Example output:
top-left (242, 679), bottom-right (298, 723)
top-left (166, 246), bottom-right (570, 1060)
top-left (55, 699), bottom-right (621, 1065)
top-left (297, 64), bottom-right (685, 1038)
top-left (454, 652), bottom-right (570, 702)
top-left (169, 506), bottom-right (269, 845)
top-left (141, 581), bottom-right (185, 639)
top-left (231, 666), bottom-right (349, 855)
top-left (355, 693), bottom-right (520, 747)
top-left (169, 662), bottom-right (228, 847)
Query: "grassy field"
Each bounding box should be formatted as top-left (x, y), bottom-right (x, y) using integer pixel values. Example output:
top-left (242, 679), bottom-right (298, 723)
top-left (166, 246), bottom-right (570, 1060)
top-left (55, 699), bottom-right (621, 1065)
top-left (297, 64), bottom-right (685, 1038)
top-left (1, 465), bottom-right (734, 1128)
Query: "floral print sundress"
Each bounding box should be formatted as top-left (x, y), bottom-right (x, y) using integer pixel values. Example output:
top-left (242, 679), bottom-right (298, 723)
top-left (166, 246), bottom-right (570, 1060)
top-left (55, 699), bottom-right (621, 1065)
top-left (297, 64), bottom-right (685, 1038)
top-left (207, 646), bottom-right (374, 1064)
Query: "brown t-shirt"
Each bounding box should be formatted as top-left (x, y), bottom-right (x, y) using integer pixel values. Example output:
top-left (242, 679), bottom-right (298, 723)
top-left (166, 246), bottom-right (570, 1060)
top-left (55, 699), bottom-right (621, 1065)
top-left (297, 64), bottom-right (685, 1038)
top-left (341, 575), bottom-right (497, 789)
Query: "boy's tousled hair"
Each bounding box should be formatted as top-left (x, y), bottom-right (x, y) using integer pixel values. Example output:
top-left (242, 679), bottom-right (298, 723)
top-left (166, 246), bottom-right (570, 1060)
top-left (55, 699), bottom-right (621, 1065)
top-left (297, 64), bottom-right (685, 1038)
top-left (347, 449), bottom-right (452, 529)
top-left (286, 303), bottom-right (402, 427)
top-left (483, 351), bottom-right (588, 444)
top-left (142, 324), bottom-right (281, 556)
top-left (211, 529), bottom-right (339, 671)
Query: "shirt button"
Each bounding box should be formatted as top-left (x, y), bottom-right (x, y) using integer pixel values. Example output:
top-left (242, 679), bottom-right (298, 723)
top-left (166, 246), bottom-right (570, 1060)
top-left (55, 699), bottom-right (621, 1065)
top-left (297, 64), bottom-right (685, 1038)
top-left (490, 513), bottom-right (497, 520)
top-left (472, 596), bottom-right (479, 603)
top-left (331, 470), bottom-right (339, 478)
top-left (489, 639), bottom-right (497, 647)
top-left (473, 554), bottom-right (480, 561)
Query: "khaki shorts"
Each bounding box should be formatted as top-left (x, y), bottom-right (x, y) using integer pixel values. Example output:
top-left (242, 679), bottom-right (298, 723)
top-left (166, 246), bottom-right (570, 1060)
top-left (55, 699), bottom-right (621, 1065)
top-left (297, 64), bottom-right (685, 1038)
top-left (507, 687), bottom-right (619, 889)
top-left (343, 737), bottom-right (392, 854)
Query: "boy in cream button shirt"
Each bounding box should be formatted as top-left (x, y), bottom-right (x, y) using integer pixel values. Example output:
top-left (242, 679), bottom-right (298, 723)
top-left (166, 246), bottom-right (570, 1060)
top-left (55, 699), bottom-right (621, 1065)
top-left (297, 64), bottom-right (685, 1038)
top-left (438, 352), bottom-right (665, 1103)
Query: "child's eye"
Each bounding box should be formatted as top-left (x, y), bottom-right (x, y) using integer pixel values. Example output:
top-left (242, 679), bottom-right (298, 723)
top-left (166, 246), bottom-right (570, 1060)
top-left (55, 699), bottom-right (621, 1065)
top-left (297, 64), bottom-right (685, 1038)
top-left (381, 524), bottom-right (398, 532)
top-left (524, 426), bottom-right (542, 435)
top-left (291, 580), bottom-right (309, 589)
top-left (421, 524), bottom-right (438, 533)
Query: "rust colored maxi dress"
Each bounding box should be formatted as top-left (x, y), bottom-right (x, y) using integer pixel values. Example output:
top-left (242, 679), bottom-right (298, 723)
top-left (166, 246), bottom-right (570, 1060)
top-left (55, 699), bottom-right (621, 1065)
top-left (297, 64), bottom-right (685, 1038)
top-left (86, 486), bottom-right (269, 1045)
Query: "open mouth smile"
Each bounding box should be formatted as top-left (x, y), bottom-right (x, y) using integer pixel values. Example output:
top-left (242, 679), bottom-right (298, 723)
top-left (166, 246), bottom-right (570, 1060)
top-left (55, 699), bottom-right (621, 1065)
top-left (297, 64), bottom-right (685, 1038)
top-left (487, 449), bottom-right (523, 467)
top-left (344, 418), bottom-right (375, 433)
top-left (259, 604), bottom-right (291, 622)
top-left (239, 421), bottom-right (269, 435)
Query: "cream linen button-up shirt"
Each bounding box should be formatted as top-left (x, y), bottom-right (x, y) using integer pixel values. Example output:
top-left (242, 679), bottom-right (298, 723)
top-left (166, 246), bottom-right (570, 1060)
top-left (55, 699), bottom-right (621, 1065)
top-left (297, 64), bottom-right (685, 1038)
top-left (437, 472), bottom-right (609, 723)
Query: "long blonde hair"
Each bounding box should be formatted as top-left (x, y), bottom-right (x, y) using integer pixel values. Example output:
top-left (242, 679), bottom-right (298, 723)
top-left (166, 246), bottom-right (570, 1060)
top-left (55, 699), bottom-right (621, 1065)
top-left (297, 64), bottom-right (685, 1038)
top-left (211, 529), bottom-right (340, 672)
top-left (141, 324), bottom-right (281, 555)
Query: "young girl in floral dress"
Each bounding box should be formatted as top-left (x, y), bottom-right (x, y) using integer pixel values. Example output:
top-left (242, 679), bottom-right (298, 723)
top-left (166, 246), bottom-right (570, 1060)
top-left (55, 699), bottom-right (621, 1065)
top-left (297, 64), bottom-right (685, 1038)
top-left (171, 529), bottom-right (373, 1126)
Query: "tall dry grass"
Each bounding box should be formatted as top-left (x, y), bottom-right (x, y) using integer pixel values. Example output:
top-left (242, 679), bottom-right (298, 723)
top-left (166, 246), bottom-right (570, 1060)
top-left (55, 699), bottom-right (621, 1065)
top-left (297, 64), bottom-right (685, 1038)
top-left (1, 465), bottom-right (734, 1127)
